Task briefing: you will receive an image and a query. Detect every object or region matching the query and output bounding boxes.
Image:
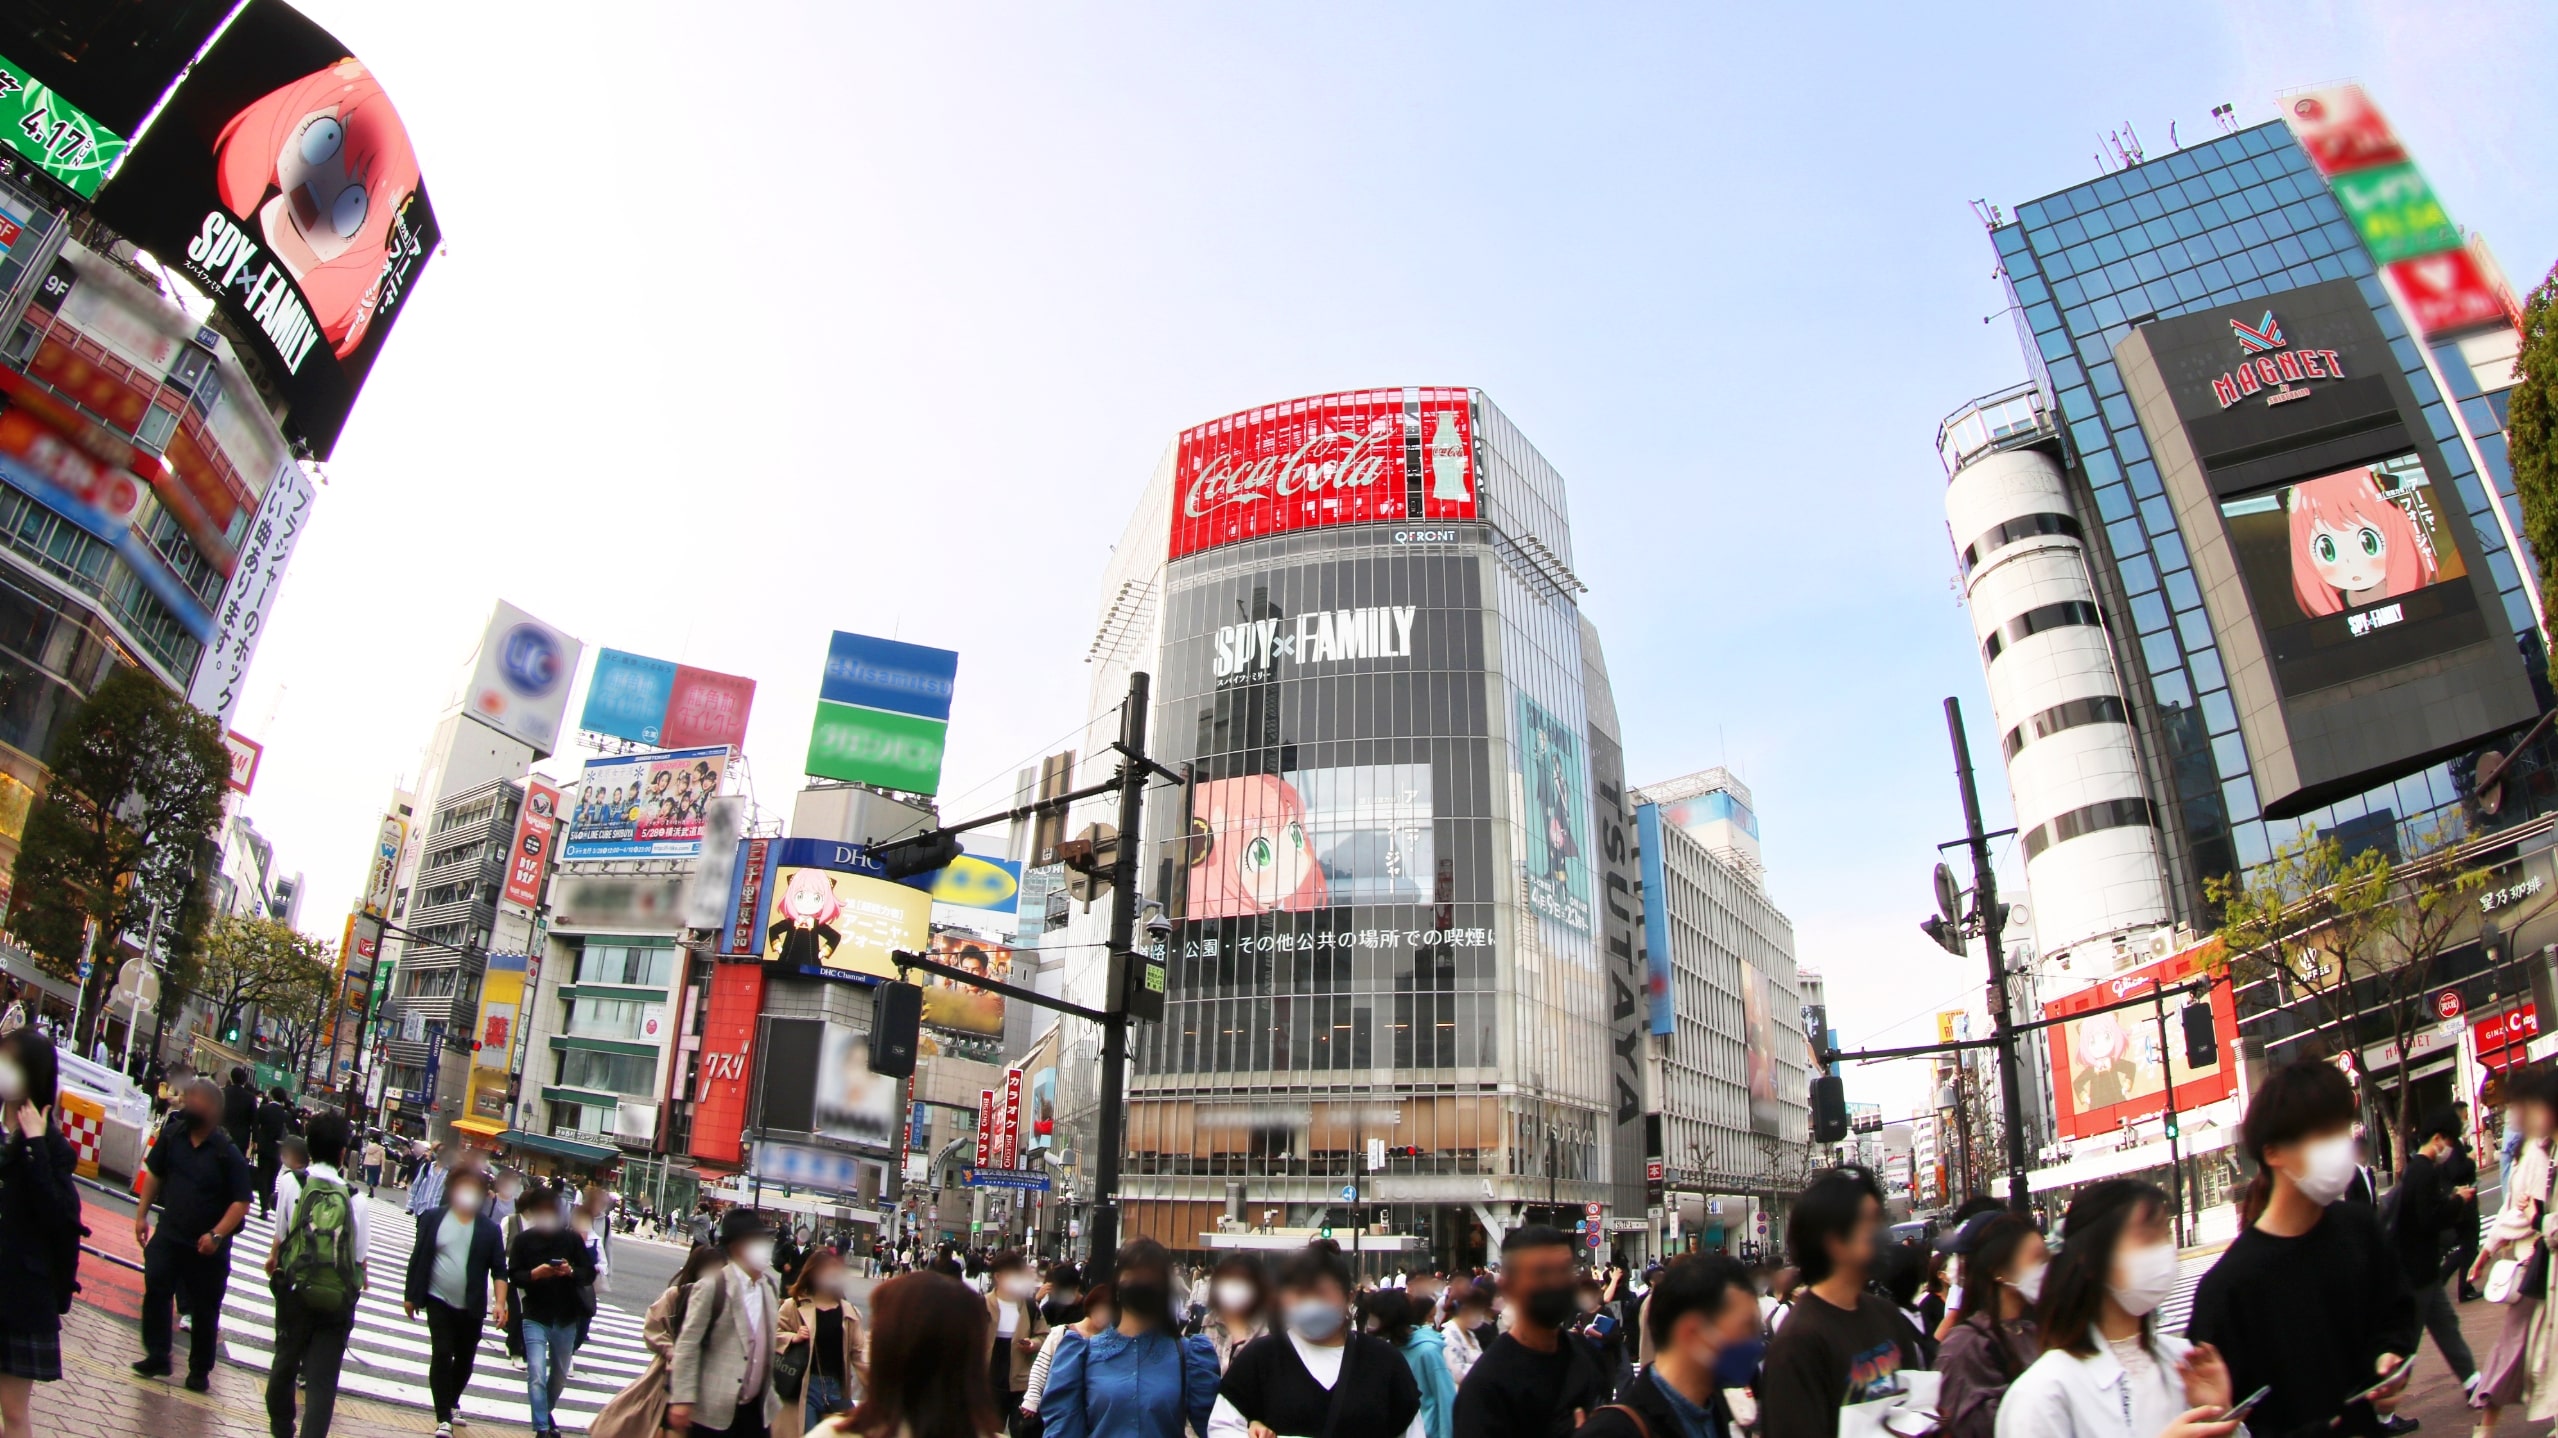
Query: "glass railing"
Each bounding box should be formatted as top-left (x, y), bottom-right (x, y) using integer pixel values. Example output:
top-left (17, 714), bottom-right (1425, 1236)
top-left (1937, 382), bottom-right (2057, 476)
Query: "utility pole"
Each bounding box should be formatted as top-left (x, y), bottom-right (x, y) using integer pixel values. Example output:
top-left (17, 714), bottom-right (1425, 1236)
top-left (1945, 697), bottom-right (2033, 1211)
top-left (2150, 985), bottom-right (2186, 1246)
top-left (1086, 670), bottom-right (1150, 1273)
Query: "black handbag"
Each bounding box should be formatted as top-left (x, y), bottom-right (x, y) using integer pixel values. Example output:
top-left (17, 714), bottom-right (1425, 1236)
top-left (774, 1324), bottom-right (812, 1403)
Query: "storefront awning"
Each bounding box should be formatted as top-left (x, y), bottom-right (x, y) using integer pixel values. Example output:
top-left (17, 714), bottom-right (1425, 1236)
top-left (501, 1128), bottom-right (620, 1165)
top-left (450, 1117), bottom-right (508, 1140)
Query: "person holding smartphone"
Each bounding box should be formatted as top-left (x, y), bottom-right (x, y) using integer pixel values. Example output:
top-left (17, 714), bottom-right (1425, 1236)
top-left (2187, 1059), bottom-right (2419, 1438)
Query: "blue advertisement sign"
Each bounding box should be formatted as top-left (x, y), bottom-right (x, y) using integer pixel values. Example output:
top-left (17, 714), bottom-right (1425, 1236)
top-left (900, 853), bottom-right (1023, 915)
top-left (820, 632), bottom-right (959, 720)
top-left (1635, 805), bottom-right (1674, 1037)
top-left (580, 648), bottom-right (677, 744)
top-left (964, 1167), bottom-right (1052, 1191)
top-left (771, 837), bottom-right (888, 877)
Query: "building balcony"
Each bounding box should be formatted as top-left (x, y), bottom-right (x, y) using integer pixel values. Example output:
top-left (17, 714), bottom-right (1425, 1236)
top-left (1938, 381), bottom-right (2060, 477)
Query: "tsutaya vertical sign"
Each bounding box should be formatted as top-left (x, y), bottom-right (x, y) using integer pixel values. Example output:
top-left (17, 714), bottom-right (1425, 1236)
top-left (1170, 388), bottom-right (1477, 560)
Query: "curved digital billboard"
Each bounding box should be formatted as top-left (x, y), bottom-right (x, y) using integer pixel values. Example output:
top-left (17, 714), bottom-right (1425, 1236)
top-left (1170, 388), bottom-right (1477, 559)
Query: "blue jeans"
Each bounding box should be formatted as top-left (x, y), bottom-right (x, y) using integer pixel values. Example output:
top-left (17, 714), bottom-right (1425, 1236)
top-left (804, 1373), bottom-right (850, 1433)
top-left (523, 1319), bottom-right (581, 1432)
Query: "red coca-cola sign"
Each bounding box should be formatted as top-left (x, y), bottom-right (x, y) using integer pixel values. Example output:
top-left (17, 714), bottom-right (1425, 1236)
top-left (1170, 388), bottom-right (1476, 559)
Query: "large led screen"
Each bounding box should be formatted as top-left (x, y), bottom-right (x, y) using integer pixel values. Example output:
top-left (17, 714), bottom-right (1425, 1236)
top-left (2217, 452), bottom-right (2482, 694)
top-left (764, 863), bottom-right (929, 981)
top-left (1517, 693), bottom-right (1591, 932)
top-left (1183, 764), bottom-right (1434, 919)
top-left (1170, 388), bottom-right (1476, 559)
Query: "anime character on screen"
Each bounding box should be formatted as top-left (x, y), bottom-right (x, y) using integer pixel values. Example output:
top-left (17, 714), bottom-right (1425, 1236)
top-left (2287, 465), bottom-right (2438, 616)
top-left (1529, 726), bottom-right (1582, 885)
top-left (1185, 773), bottom-right (1330, 919)
top-left (765, 869), bottom-right (844, 968)
top-left (2071, 1012), bottom-right (2139, 1111)
top-left (212, 58), bottom-right (423, 359)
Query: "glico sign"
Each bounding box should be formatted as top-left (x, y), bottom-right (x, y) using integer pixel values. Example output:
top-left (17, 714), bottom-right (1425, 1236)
top-left (2208, 311), bottom-right (2348, 410)
top-left (1170, 388), bottom-right (1477, 560)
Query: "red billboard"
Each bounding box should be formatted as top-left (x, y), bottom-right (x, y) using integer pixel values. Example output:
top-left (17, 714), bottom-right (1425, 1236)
top-left (2389, 249), bottom-right (2512, 339)
top-left (502, 777), bottom-right (561, 909)
top-left (2284, 85), bottom-right (2406, 178)
top-left (1169, 388), bottom-right (1476, 559)
top-left (664, 666), bottom-right (758, 751)
top-left (975, 1088), bottom-right (996, 1167)
top-left (687, 961), bottom-right (765, 1167)
top-left (2043, 940), bottom-right (2241, 1141)
top-left (1000, 1066), bottom-right (1023, 1169)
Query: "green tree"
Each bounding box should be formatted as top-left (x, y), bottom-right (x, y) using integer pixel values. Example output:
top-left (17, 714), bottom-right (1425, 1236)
top-left (2364, 852), bottom-right (2487, 1162)
top-left (5, 667), bottom-right (230, 1048)
top-left (197, 914), bottom-right (334, 1047)
top-left (2513, 262), bottom-right (2558, 603)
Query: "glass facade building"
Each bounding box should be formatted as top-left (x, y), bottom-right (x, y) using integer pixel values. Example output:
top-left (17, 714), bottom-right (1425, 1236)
top-left (1095, 389), bottom-right (1652, 1270)
top-left (1958, 119), bottom-right (2550, 938)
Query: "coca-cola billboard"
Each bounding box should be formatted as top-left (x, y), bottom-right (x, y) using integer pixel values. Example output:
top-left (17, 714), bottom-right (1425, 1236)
top-left (1170, 388), bottom-right (1476, 560)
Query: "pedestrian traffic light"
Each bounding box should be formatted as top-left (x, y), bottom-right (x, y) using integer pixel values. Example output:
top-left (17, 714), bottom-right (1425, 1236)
top-left (872, 830), bottom-right (965, 880)
top-left (2182, 1000), bottom-right (2217, 1068)
top-left (1811, 1074), bottom-right (1848, 1143)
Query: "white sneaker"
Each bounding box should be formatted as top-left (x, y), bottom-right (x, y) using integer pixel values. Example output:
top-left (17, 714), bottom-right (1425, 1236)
top-left (436, 1425), bottom-right (452, 1438)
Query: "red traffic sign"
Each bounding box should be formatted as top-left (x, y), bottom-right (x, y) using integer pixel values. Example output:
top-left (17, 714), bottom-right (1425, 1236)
top-left (1584, 1201), bottom-right (1604, 1217)
top-left (1645, 1160), bottom-right (1664, 1182)
top-left (2434, 989), bottom-right (2466, 1022)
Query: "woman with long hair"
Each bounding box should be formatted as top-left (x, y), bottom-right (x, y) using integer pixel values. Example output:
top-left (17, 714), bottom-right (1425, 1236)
top-left (781, 1247), bottom-right (867, 1437)
top-left (2469, 1065), bottom-right (2558, 1434)
top-left (830, 1272), bottom-right (1000, 1438)
top-left (1197, 1255), bottom-right (1268, 1372)
top-left (1040, 1240), bottom-right (1218, 1438)
top-left (2188, 1057), bottom-right (2420, 1438)
top-left (1935, 1214), bottom-right (2047, 1438)
top-left (0, 1027), bottom-right (79, 1437)
top-left (1997, 1180), bottom-right (2235, 1438)
top-left (590, 1245), bottom-right (728, 1438)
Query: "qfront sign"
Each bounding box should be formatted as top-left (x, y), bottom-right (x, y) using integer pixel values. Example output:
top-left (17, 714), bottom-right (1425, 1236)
top-left (2208, 312), bottom-right (2348, 410)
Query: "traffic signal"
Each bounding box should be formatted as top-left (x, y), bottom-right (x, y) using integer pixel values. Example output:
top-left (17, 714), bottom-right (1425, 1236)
top-left (868, 980), bottom-right (923, 1077)
top-left (1811, 1074), bottom-right (1849, 1143)
top-left (2182, 1001), bottom-right (2217, 1068)
top-left (872, 831), bottom-right (964, 880)
top-left (1919, 915), bottom-right (1968, 956)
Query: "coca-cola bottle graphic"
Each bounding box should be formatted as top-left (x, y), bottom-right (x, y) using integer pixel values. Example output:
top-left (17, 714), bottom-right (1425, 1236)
top-left (1429, 413), bottom-right (1470, 504)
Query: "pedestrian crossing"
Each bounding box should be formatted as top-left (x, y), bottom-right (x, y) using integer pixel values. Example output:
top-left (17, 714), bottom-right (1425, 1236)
top-left (2153, 1250), bottom-right (2217, 1338)
top-left (210, 1197), bottom-right (654, 1430)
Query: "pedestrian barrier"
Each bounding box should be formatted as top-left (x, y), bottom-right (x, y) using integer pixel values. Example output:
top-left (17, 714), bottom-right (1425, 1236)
top-left (58, 1092), bottom-right (104, 1178)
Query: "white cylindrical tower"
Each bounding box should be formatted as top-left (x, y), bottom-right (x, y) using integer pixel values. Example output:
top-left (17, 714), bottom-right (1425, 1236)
top-left (1945, 415), bottom-right (2171, 970)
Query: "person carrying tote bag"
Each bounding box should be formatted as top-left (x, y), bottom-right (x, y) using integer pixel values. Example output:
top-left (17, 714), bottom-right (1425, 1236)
top-left (590, 1245), bottom-right (729, 1438)
top-left (2471, 1067), bottom-right (2558, 1436)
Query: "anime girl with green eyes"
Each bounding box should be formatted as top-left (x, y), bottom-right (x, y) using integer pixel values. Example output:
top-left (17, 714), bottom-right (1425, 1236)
top-left (1184, 774), bottom-right (1332, 919)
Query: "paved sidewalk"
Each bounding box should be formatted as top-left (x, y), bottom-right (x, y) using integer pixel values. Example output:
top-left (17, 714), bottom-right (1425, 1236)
top-left (34, 1299), bottom-right (539, 1438)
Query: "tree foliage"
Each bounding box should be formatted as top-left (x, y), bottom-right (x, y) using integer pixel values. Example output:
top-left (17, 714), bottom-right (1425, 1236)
top-left (198, 914), bottom-right (334, 1042)
top-left (5, 667), bottom-right (230, 1045)
top-left (2513, 262), bottom-right (2558, 605)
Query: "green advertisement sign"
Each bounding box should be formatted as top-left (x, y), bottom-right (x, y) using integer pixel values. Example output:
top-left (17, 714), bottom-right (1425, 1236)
top-left (806, 699), bottom-right (948, 795)
top-left (0, 53), bottom-right (127, 198)
top-left (2330, 161), bottom-right (2460, 264)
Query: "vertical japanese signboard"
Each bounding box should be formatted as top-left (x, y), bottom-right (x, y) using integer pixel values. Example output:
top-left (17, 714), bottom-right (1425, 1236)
top-left (502, 778), bottom-right (560, 910)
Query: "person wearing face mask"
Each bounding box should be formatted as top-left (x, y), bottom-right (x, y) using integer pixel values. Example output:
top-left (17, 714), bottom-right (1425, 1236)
top-left (1996, 1180), bottom-right (2235, 1438)
top-left (2388, 1108), bottom-right (2482, 1403)
top-left (403, 1166), bottom-right (508, 1438)
top-left (1755, 1167), bottom-right (1922, 1438)
top-left (132, 1077), bottom-right (255, 1390)
top-left (780, 1247), bottom-right (867, 1436)
top-left (987, 1251), bottom-right (1054, 1415)
top-left (670, 1209), bottom-right (786, 1438)
top-left (1022, 1277), bottom-right (1114, 1431)
top-left (592, 1244), bottom-right (730, 1438)
top-left (2188, 1058), bottom-right (2420, 1438)
top-left (1362, 1287), bottom-right (1456, 1438)
top-left (1199, 1255), bottom-right (1270, 1372)
top-left (1210, 1241), bottom-right (1421, 1438)
top-left (510, 1186), bottom-right (601, 1438)
top-left (2468, 1065), bottom-right (2558, 1437)
top-left (1442, 1290), bottom-right (1492, 1388)
top-left (1934, 1214), bottom-right (2047, 1438)
top-left (1040, 1239), bottom-right (1219, 1438)
top-left (1575, 1256), bottom-right (1762, 1438)
top-left (1450, 1226), bottom-right (1611, 1438)
top-left (0, 1028), bottom-right (80, 1434)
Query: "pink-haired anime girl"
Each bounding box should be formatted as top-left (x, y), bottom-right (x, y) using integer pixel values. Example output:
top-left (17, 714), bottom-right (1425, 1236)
top-left (2287, 465), bottom-right (2438, 617)
top-left (1185, 774), bottom-right (1331, 919)
top-left (213, 58), bottom-right (423, 359)
top-left (766, 869), bottom-right (844, 968)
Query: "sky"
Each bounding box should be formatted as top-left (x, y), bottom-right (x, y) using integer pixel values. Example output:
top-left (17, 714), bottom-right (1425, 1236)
top-left (224, 0), bottom-right (2558, 1120)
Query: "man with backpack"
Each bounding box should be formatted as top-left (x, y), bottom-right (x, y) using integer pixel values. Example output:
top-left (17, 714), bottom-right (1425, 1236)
top-left (265, 1112), bottom-right (370, 1438)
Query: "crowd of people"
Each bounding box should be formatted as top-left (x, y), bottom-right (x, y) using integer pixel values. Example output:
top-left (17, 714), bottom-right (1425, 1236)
top-left (8, 1037), bottom-right (2557, 1438)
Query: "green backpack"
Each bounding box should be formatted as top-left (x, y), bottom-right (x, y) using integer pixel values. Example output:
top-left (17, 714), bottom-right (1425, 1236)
top-left (277, 1175), bottom-right (361, 1315)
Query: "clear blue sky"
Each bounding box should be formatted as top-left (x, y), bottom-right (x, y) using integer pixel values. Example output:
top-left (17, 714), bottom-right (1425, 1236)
top-left (239, 1), bottom-right (2558, 1118)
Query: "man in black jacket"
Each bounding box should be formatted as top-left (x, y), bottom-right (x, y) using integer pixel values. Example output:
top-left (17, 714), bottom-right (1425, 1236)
top-left (2394, 1109), bottom-right (2480, 1399)
top-left (1577, 1255), bottom-right (1760, 1438)
top-left (1454, 1227), bottom-right (1612, 1438)
top-left (2446, 1106), bottom-right (2483, 1301)
top-left (509, 1187), bottom-right (597, 1438)
top-left (222, 1066), bottom-right (257, 1151)
top-left (134, 1078), bottom-right (254, 1389)
top-left (253, 1086), bottom-right (296, 1217)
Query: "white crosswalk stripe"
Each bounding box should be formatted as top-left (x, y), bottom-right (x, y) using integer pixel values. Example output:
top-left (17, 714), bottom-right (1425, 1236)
top-left (2154, 1251), bottom-right (2217, 1338)
top-left (214, 1196), bottom-right (651, 1431)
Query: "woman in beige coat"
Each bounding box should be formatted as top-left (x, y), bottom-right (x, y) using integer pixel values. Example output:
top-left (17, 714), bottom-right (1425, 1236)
top-left (2476, 1068), bottom-right (2558, 1434)
top-left (590, 1245), bottom-right (728, 1438)
top-left (780, 1248), bottom-right (867, 1438)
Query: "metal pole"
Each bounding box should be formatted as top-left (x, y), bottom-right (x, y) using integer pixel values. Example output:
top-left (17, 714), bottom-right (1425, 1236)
top-left (1946, 697), bottom-right (2033, 1210)
top-left (67, 919), bottom-right (95, 1051)
top-left (1086, 670), bottom-right (1150, 1275)
top-left (2152, 986), bottom-right (2186, 1247)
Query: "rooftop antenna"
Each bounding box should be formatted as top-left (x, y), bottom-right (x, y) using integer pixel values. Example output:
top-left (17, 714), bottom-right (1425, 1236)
top-left (1968, 199), bottom-right (2004, 230)
top-left (2211, 102), bottom-right (2238, 135)
top-left (2168, 120), bottom-right (2180, 150)
top-left (2120, 122), bottom-right (2146, 165)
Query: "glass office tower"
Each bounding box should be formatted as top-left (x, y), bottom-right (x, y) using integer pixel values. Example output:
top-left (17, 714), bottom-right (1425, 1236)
top-left (1944, 116), bottom-right (2547, 948)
